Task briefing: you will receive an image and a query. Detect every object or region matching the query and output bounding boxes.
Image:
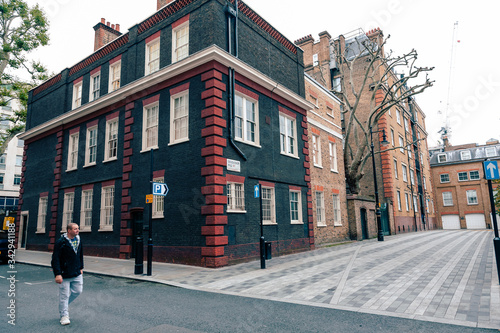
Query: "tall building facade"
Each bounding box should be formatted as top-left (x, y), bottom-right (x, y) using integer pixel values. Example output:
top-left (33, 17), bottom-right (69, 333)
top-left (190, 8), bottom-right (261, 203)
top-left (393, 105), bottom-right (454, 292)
top-left (18, 0), bottom-right (314, 267)
top-left (295, 29), bottom-right (436, 237)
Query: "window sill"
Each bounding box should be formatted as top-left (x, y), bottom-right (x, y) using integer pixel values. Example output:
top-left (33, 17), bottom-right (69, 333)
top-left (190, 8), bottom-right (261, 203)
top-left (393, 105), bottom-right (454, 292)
top-left (280, 152), bottom-right (299, 159)
top-left (66, 168), bottom-right (77, 173)
top-left (317, 224), bottom-right (327, 228)
top-left (314, 164), bottom-right (323, 169)
top-left (227, 210), bottom-right (247, 214)
top-left (168, 138), bottom-right (189, 146)
top-left (333, 223), bottom-right (342, 227)
top-left (291, 221), bottom-right (304, 225)
top-left (152, 215), bottom-right (164, 219)
top-left (35, 229), bottom-right (46, 234)
top-left (83, 163), bottom-right (96, 168)
top-left (103, 157), bottom-right (118, 163)
top-left (234, 138), bottom-right (261, 149)
top-left (262, 222), bottom-right (277, 226)
top-left (141, 146), bottom-right (159, 153)
top-left (79, 228), bottom-right (92, 232)
top-left (98, 227), bottom-right (113, 232)
top-left (330, 169), bottom-right (338, 173)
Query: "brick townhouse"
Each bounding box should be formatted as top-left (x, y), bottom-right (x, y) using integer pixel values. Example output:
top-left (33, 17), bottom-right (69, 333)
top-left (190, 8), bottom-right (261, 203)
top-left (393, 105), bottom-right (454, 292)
top-left (17, 0), bottom-right (314, 267)
top-left (430, 138), bottom-right (500, 229)
top-left (295, 29), bottom-right (436, 238)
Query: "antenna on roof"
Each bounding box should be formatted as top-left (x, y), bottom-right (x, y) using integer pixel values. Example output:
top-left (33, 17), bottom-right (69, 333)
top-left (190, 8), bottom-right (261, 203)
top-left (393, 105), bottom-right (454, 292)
top-left (441, 21), bottom-right (459, 143)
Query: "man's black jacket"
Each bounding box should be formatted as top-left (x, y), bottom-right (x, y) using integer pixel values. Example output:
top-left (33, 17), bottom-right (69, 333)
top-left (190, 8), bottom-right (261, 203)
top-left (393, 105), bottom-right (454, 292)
top-left (51, 235), bottom-right (84, 279)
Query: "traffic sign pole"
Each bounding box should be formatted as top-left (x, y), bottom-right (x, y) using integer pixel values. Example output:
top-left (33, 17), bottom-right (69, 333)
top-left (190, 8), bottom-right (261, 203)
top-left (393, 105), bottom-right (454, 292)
top-left (484, 160), bottom-right (500, 284)
top-left (147, 148), bottom-right (154, 276)
top-left (259, 183), bottom-right (265, 269)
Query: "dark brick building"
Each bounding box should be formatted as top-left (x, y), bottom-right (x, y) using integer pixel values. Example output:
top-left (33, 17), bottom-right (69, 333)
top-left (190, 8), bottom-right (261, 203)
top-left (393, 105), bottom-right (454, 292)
top-left (18, 0), bottom-right (313, 267)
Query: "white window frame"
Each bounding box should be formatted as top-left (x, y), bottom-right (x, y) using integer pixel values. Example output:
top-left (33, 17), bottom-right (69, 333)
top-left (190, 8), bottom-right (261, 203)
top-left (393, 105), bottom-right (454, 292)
top-left (105, 118), bottom-right (119, 162)
top-left (458, 171), bottom-right (468, 182)
top-left (329, 141), bottom-right (338, 172)
top-left (279, 112), bottom-right (297, 158)
top-left (410, 168), bottom-right (415, 185)
top-left (440, 173), bottom-right (450, 183)
top-left (315, 191), bottom-right (326, 227)
top-left (169, 90), bottom-right (189, 145)
top-left (109, 60), bottom-right (121, 92)
top-left (393, 159), bottom-right (398, 179)
top-left (438, 154), bottom-right (447, 163)
top-left (404, 117), bottom-right (409, 132)
top-left (172, 21), bottom-right (189, 63)
top-left (423, 175), bottom-right (427, 190)
top-left (485, 147), bottom-right (496, 157)
top-left (142, 102), bottom-right (159, 151)
top-left (399, 136), bottom-right (405, 153)
top-left (413, 195), bottom-right (418, 212)
top-left (234, 94), bottom-right (260, 147)
top-left (402, 163), bottom-right (408, 182)
top-left (145, 37), bottom-right (160, 75)
top-left (332, 194), bottom-right (341, 226)
top-left (390, 128), bottom-right (395, 146)
top-left (405, 192), bottom-right (410, 211)
top-left (460, 150), bottom-right (471, 160)
top-left (227, 182), bottom-right (245, 213)
top-left (36, 196), bottom-right (48, 233)
top-left (67, 132), bottom-right (79, 171)
top-left (62, 192), bottom-right (74, 232)
top-left (262, 187), bottom-right (276, 225)
top-left (80, 189), bottom-right (93, 232)
top-left (469, 170), bottom-right (480, 180)
top-left (396, 109), bottom-right (401, 124)
top-left (89, 71), bottom-right (101, 102)
top-left (442, 192), bottom-right (453, 206)
top-left (312, 134), bottom-right (322, 167)
top-left (396, 191), bottom-right (402, 211)
top-left (85, 126), bottom-right (98, 167)
top-left (466, 190), bottom-right (478, 205)
top-left (289, 190), bottom-right (303, 224)
top-left (99, 185), bottom-right (114, 231)
top-left (153, 177), bottom-right (165, 218)
top-left (72, 81), bottom-right (83, 109)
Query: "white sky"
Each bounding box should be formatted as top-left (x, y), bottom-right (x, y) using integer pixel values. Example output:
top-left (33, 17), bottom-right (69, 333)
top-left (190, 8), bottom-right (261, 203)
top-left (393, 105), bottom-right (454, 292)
top-left (25, 0), bottom-right (499, 147)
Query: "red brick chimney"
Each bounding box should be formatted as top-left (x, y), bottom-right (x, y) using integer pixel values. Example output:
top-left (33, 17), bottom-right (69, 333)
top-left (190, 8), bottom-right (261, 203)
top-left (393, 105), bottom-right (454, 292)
top-left (93, 18), bottom-right (122, 52)
top-left (157, 0), bottom-right (175, 10)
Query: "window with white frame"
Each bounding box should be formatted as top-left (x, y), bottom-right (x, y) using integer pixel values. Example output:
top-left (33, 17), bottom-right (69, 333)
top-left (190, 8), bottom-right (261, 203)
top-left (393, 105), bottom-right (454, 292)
top-left (404, 117), bottom-right (409, 132)
top-left (67, 132), bottom-right (79, 171)
top-left (172, 21), bottom-right (189, 62)
top-left (326, 105), bottom-right (334, 117)
top-left (312, 53), bottom-right (319, 66)
top-left (262, 187), bottom-right (276, 224)
top-left (289, 190), bottom-right (302, 224)
top-left (413, 195), bottom-right (418, 212)
top-left (458, 171), bottom-right (468, 181)
top-left (469, 170), bottom-right (480, 180)
top-left (235, 94), bottom-right (259, 146)
top-left (396, 191), bottom-right (402, 211)
top-left (405, 192), bottom-right (410, 211)
top-left (109, 60), bottom-right (121, 92)
top-left (312, 134), bottom-right (322, 167)
top-left (100, 185), bottom-right (114, 230)
top-left (393, 159), bottom-right (398, 179)
top-left (410, 168), bottom-right (415, 185)
top-left (72, 81), bottom-right (83, 109)
top-left (104, 119), bottom-right (118, 162)
top-left (485, 147), bottom-right (496, 157)
top-left (426, 199), bottom-right (430, 213)
top-left (440, 173), bottom-right (450, 183)
top-left (466, 190), bottom-right (478, 205)
top-left (62, 192), bottom-right (74, 231)
top-left (332, 194), bottom-right (341, 226)
top-left (227, 182), bottom-right (245, 212)
top-left (442, 192), bottom-right (453, 206)
top-left (153, 177), bottom-right (165, 218)
top-left (80, 189), bottom-right (93, 231)
top-left (85, 126), bottom-right (98, 166)
top-left (143, 102), bottom-right (159, 150)
top-left (279, 113), bottom-right (296, 157)
top-left (396, 109), bottom-right (401, 124)
top-left (36, 196), bottom-right (48, 233)
top-left (438, 154), bottom-right (447, 163)
top-left (170, 91), bottom-right (189, 144)
top-left (460, 150), bottom-right (471, 160)
top-left (402, 163), bottom-right (408, 182)
top-left (423, 175), bottom-right (427, 189)
top-left (329, 141), bottom-right (338, 172)
top-left (15, 155), bottom-right (22, 166)
top-left (89, 71), bottom-right (100, 102)
top-left (145, 37), bottom-right (160, 75)
top-left (399, 136), bottom-right (405, 153)
top-left (390, 128), bottom-right (395, 146)
top-left (315, 191), bottom-right (325, 226)
top-left (13, 175), bottom-right (21, 185)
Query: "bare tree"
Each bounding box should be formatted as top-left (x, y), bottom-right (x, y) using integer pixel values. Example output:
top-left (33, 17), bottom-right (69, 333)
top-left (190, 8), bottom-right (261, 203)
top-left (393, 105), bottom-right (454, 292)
top-left (332, 30), bottom-right (434, 194)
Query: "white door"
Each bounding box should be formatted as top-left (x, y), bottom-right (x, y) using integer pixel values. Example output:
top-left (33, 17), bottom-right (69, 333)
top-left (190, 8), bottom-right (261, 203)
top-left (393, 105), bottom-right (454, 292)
top-left (442, 215), bottom-right (460, 229)
top-left (490, 213), bottom-right (500, 228)
top-left (465, 214), bottom-right (486, 229)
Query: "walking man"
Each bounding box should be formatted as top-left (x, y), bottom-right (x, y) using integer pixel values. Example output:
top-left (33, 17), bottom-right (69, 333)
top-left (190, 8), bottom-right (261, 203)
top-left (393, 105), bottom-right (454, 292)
top-left (51, 223), bottom-right (84, 326)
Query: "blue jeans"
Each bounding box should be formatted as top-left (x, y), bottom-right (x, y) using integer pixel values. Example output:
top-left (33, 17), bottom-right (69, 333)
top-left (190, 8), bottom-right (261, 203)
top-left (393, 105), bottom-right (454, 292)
top-left (59, 274), bottom-right (83, 318)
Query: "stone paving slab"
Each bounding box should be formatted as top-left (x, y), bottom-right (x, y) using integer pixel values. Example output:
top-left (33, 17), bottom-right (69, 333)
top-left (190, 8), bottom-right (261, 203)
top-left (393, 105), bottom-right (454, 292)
top-left (15, 230), bottom-right (500, 329)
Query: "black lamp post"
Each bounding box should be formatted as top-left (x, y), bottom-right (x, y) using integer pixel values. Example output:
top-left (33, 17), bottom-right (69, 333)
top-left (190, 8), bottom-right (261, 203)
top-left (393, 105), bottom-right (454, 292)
top-left (370, 126), bottom-right (390, 241)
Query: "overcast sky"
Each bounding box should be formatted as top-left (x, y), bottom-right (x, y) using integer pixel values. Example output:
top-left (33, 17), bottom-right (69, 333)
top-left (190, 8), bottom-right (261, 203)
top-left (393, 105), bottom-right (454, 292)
top-left (25, 0), bottom-right (499, 147)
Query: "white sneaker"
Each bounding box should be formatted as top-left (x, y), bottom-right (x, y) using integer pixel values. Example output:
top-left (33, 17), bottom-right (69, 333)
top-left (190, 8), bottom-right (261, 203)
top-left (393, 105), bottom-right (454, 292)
top-left (60, 316), bottom-right (70, 325)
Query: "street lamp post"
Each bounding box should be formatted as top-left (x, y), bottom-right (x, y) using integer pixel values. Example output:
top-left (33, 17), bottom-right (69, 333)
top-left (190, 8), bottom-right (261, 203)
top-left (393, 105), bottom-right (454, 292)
top-left (370, 126), bottom-right (390, 242)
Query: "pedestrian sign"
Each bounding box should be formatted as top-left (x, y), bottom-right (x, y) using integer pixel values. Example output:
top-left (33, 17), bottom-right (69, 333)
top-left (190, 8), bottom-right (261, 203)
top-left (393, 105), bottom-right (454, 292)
top-left (152, 182), bottom-right (169, 196)
top-left (484, 161), bottom-right (500, 180)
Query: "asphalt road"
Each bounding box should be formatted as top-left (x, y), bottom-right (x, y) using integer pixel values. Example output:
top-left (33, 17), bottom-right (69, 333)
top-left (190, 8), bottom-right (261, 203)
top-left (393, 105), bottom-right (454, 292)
top-left (0, 264), bottom-right (496, 333)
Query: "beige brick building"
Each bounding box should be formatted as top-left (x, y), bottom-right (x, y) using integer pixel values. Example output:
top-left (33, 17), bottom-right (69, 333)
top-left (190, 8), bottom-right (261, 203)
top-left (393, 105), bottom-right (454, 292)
top-left (304, 74), bottom-right (349, 245)
top-left (430, 139), bottom-right (500, 229)
top-left (296, 29), bottom-right (436, 238)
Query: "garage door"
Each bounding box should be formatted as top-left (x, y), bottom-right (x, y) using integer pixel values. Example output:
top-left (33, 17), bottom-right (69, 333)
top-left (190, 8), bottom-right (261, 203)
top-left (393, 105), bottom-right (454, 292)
top-left (442, 215), bottom-right (460, 229)
top-left (465, 214), bottom-right (486, 229)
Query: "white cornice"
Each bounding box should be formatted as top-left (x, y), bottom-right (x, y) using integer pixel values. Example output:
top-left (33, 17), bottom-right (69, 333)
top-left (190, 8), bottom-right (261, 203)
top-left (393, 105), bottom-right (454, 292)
top-left (308, 118), bottom-right (344, 140)
top-left (21, 45), bottom-right (314, 141)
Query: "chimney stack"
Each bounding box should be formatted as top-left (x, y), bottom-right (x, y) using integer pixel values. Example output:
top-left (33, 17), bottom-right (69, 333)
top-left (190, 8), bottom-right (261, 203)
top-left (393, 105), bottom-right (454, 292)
top-left (93, 18), bottom-right (122, 52)
top-left (157, 0), bottom-right (175, 10)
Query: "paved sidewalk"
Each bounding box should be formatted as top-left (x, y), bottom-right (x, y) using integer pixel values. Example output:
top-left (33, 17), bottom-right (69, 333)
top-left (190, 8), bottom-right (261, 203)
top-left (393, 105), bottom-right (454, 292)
top-left (15, 229), bottom-right (500, 329)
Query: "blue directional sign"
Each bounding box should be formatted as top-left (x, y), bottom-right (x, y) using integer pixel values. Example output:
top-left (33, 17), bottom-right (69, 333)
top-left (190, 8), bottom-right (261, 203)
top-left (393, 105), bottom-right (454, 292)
top-left (254, 184), bottom-right (260, 198)
top-left (484, 161), bottom-right (500, 180)
top-left (152, 182), bottom-right (169, 196)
